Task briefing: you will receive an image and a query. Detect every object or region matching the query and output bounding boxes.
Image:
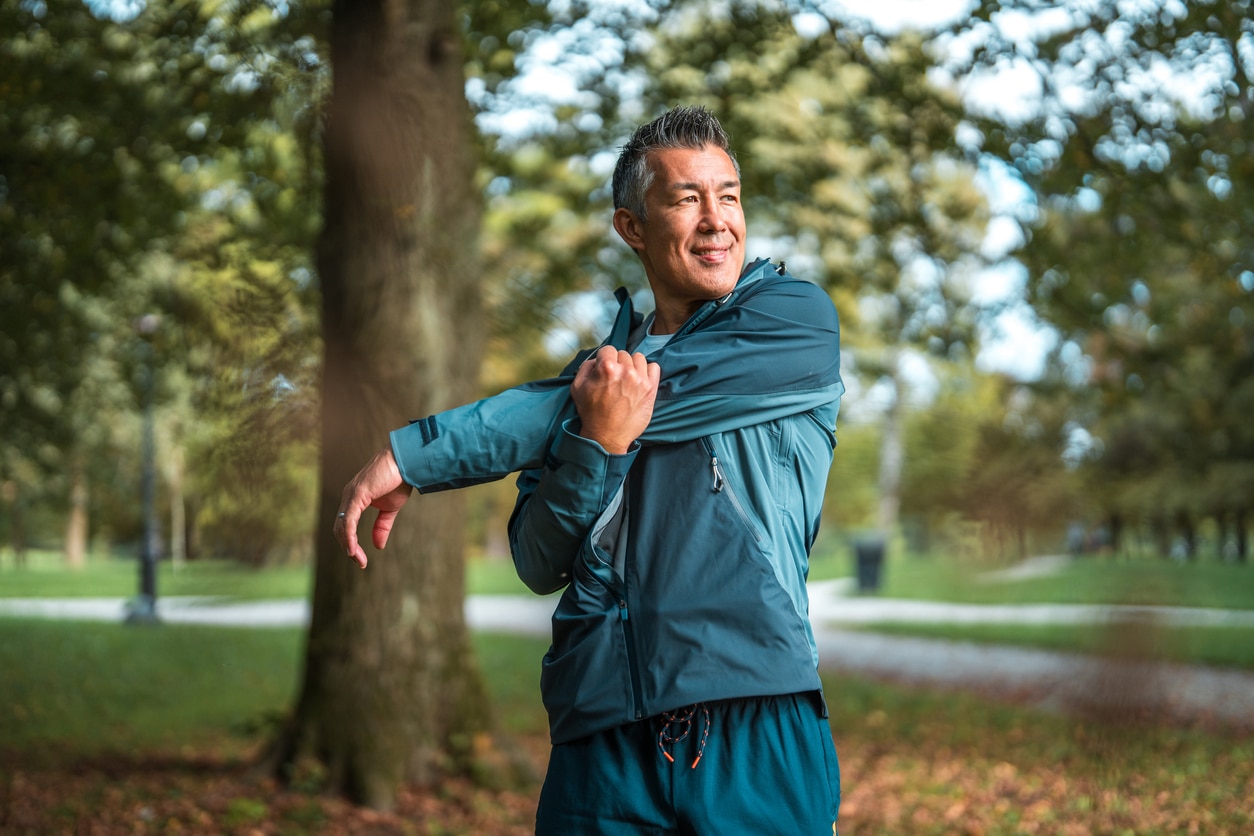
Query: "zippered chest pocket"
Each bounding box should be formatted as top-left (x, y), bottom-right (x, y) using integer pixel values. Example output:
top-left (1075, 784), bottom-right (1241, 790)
top-left (699, 437), bottom-right (764, 543)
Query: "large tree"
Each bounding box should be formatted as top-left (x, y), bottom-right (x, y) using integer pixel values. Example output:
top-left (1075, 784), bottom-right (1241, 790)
top-left (270, 0), bottom-right (491, 808)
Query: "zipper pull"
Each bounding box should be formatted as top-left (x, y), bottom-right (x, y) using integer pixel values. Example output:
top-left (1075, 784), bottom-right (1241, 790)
top-left (710, 456), bottom-right (724, 493)
top-left (619, 600), bottom-right (629, 621)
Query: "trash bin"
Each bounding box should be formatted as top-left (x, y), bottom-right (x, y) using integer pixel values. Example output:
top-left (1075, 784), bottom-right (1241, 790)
top-left (854, 535), bottom-right (885, 593)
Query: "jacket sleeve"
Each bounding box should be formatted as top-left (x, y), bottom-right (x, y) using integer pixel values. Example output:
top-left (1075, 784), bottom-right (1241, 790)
top-left (388, 378), bottom-right (572, 493)
top-left (506, 422), bottom-right (638, 593)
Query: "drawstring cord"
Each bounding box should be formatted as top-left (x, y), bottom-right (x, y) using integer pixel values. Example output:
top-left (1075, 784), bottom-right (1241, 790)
top-left (656, 703), bottom-right (711, 769)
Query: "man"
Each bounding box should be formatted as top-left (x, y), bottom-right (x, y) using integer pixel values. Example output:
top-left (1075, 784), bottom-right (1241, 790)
top-left (334, 106), bottom-right (844, 834)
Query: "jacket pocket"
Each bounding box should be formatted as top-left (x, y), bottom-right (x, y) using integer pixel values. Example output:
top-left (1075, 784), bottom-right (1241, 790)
top-left (700, 436), bottom-right (763, 542)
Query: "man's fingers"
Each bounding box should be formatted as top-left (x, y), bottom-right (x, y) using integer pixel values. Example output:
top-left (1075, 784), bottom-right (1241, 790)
top-left (334, 504), bottom-right (369, 568)
top-left (373, 508), bottom-right (399, 550)
top-left (332, 446), bottom-right (410, 570)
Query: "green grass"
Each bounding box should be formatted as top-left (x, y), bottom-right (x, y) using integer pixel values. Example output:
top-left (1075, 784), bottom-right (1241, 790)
top-left (843, 621), bottom-right (1254, 671)
top-left (0, 617), bottom-right (551, 761)
top-left (473, 633), bottom-right (549, 734)
top-left (3, 617), bottom-right (1244, 755)
top-left (810, 546), bottom-right (1254, 610)
top-left (0, 619), bottom-right (304, 760)
top-left (0, 550), bottom-right (310, 600)
top-left (466, 556), bottom-right (541, 596)
top-left (808, 549), bottom-right (1254, 669)
top-left (0, 551), bottom-right (534, 599)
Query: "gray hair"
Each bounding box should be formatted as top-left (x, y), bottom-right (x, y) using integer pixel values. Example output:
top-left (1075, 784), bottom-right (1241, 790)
top-left (612, 105), bottom-right (739, 222)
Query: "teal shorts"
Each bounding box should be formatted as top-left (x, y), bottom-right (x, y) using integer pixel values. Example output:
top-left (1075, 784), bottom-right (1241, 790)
top-left (536, 691), bottom-right (840, 835)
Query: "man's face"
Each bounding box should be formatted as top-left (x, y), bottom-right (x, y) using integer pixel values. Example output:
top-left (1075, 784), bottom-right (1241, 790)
top-left (613, 145), bottom-right (746, 333)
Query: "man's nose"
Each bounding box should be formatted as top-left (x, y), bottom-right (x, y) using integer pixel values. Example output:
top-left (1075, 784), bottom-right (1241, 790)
top-left (697, 195), bottom-right (728, 231)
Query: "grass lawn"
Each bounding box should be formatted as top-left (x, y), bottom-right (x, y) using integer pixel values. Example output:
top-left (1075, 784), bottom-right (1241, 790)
top-left (843, 621), bottom-right (1254, 671)
top-left (2, 619), bottom-right (1251, 834)
top-left (807, 544), bottom-right (1254, 610)
top-left (0, 549), bottom-right (311, 600)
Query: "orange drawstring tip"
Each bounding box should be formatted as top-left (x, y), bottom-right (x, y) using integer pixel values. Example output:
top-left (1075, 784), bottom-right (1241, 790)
top-left (690, 755), bottom-right (702, 769)
top-left (662, 751), bottom-right (675, 763)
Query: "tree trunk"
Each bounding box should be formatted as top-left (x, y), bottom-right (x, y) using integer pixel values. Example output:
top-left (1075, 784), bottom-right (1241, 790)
top-left (877, 354), bottom-right (903, 538)
top-left (1236, 509), bottom-right (1248, 564)
top-left (167, 444), bottom-right (186, 571)
top-left (1, 478), bottom-right (27, 568)
top-left (64, 461), bottom-right (88, 568)
top-left (273, 0), bottom-right (489, 809)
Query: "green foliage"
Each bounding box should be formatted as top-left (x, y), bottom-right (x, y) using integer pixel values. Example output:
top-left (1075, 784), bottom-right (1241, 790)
top-left (822, 421), bottom-right (883, 531)
top-left (953, 0), bottom-right (1254, 553)
top-left (1, 0), bottom-right (328, 565)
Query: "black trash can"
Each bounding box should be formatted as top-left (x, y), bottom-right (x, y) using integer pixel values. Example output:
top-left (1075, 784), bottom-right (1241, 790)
top-left (853, 535), bottom-right (885, 593)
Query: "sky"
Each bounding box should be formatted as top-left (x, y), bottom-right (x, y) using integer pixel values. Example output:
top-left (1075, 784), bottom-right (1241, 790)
top-left (811, 0), bottom-right (978, 35)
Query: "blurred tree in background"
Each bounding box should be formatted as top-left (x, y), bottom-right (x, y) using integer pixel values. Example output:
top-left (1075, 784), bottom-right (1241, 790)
top-left (0, 0), bottom-right (326, 565)
top-left (951, 0), bottom-right (1253, 561)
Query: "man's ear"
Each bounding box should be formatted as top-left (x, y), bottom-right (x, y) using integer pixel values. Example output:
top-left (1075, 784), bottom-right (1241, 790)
top-left (613, 207), bottom-right (644, 253)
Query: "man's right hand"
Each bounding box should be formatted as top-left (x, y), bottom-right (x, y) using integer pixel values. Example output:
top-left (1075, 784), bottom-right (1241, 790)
top-left (333, 446), bottom-right (414, 568)
top-left (571, 345), bottom-right (661, 454)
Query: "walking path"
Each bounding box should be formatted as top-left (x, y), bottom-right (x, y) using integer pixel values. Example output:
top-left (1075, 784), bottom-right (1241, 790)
top-left (5, 577), bottom-right (1253, 729)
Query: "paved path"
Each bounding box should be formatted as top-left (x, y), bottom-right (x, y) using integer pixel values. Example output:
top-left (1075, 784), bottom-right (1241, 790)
top-left (5, 582), bottom-right (1253, 728)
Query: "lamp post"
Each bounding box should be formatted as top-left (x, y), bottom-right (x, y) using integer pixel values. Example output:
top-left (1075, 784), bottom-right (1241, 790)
top-left (127, 313), bottom-right (161, 624)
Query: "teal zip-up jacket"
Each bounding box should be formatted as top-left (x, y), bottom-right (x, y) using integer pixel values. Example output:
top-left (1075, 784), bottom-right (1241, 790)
top-left (390, 258), bottom-right (843, 744)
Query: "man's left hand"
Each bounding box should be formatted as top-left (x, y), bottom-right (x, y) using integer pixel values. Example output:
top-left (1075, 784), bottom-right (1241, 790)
top-left (333, 446), bottom-right (414, 568)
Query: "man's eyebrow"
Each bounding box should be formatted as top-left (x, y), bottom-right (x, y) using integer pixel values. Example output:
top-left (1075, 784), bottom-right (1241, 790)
top-left (668, 179), bottom-right (741, 191)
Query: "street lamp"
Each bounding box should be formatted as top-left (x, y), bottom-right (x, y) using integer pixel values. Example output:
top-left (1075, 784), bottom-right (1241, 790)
top-left (126, 313), bottom-right (161, 625)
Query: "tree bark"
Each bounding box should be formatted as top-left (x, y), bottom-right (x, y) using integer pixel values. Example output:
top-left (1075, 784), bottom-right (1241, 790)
top-left (272, 0), bottom-right (489, 809)
top-left (1238, 510), bottom-right (1249, 564)
top-left (877, 353), bottom-right (903, 538)
top-left (64, 461), bottom-right (88, 568)
top-left (167, 444), bottom-right (186, 570)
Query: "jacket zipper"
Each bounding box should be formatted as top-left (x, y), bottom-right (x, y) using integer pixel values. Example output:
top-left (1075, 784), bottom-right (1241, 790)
top-left (619, 598), bottom-right (645, 719)
top-left (700, 437), bottom-right (764, 542)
